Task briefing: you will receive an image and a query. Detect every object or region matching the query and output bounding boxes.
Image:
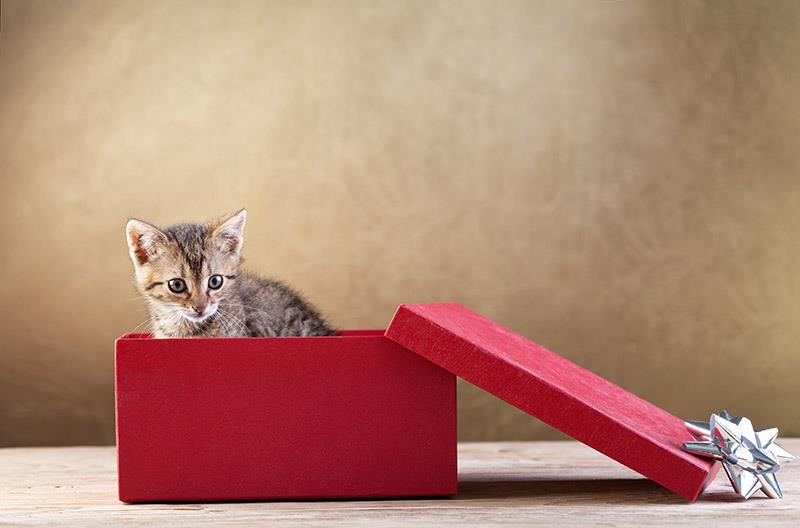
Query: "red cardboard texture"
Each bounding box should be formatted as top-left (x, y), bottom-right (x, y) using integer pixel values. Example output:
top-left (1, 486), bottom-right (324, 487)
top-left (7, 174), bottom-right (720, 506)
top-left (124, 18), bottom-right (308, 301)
top-left (115, 330), bottom-right (456, 502)
top-left (386, 303), bottom-right (719, 502)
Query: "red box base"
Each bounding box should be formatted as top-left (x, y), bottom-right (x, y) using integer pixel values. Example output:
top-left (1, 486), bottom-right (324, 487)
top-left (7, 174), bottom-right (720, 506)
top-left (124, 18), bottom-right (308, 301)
top-left (115, 330), bottom-right (457, 502)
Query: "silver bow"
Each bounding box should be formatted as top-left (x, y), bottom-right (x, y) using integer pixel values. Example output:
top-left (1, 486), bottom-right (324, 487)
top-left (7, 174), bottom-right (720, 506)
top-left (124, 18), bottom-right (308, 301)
top-left (683, 410), bottom-right (794, 499)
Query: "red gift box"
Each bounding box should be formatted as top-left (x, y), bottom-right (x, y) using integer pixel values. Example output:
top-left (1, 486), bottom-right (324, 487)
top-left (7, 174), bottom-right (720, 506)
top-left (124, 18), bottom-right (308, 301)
top-left (115, 330), bottom-right (457, 502)
top-left (115, 302), bottom-right (717, 503)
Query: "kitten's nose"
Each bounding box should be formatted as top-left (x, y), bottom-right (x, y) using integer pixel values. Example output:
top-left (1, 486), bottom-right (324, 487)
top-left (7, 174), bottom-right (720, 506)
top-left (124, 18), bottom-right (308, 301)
top-left (193, 306), bottom-right (205, 315)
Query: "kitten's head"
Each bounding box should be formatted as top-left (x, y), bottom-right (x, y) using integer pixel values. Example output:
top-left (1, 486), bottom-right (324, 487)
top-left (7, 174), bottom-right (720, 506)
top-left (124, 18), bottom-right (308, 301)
top-left (125, 210), bottom-right (247, 325)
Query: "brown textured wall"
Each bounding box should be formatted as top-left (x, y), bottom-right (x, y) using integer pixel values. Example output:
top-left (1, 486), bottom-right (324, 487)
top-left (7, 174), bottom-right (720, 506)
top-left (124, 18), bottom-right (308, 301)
top-left (1, 0), bottom-right (799, 447)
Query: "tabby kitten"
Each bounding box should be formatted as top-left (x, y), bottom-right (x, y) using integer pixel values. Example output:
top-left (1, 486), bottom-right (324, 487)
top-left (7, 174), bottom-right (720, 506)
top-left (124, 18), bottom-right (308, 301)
top-left (125, 209), bottom-right (334, 338)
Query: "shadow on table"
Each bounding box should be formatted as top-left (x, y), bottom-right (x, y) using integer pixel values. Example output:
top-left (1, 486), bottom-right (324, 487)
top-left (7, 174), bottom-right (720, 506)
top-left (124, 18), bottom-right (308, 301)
top-left (455, 479), bottom-right (753, 505)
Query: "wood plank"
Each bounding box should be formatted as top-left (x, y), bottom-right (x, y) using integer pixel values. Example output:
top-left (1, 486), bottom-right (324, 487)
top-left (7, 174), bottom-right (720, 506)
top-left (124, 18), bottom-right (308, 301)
top-left (1, 441), bottom-right (798, 527)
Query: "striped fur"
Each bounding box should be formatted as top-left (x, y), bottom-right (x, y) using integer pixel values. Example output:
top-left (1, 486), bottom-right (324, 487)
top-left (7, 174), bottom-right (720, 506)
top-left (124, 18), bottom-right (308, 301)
top-left (125, 210), bottom-right (334, 338)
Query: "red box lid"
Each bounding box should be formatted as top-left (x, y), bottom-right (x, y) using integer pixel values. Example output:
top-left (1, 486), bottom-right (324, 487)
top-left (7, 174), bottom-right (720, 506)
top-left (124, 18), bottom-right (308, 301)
top-left (385, 302), bottom-right (719, 501)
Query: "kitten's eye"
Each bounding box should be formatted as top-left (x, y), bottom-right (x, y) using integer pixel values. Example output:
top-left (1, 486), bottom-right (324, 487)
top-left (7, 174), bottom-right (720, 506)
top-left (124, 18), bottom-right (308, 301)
top-left (167, 278), bottom-right (187, 294)
top-left (208, 274), bottom-right (223, 290)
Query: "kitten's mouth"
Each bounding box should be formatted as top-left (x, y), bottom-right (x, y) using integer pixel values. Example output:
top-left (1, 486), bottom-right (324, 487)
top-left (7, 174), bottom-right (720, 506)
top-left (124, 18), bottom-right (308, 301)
top-left (180, 303), bottom-right (218, 324)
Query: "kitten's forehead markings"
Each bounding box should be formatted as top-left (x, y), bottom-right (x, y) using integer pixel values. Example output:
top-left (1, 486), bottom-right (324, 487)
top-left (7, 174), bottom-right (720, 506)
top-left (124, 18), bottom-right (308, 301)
top-left (163, 223), bottom-right (207, 279)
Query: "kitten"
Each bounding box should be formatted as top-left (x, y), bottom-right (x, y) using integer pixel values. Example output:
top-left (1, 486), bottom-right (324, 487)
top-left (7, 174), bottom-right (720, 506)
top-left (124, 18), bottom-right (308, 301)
top-left (125, 209), bottom-right (334, 338)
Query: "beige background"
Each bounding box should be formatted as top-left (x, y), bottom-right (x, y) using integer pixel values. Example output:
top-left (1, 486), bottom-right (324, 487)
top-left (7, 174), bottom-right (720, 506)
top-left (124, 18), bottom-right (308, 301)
top-left (1, 0), bottom-right (799, 447)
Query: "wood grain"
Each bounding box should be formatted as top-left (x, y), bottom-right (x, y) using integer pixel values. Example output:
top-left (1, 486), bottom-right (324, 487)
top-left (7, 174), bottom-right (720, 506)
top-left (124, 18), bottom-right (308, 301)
top-left (1, 441), bottom-right (798, 526)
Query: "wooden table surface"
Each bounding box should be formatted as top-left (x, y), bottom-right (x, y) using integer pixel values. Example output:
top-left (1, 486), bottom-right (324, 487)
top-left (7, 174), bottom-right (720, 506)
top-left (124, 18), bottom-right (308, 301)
top-left (1, 441), bottom-right (798, 527)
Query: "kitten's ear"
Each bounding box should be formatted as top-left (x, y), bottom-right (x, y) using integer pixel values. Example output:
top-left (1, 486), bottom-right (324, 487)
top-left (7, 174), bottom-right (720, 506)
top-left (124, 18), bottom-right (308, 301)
top-left (209, 209), bottom-right (247, 257)
top-left (126, 218), bottom-right (167, 266)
